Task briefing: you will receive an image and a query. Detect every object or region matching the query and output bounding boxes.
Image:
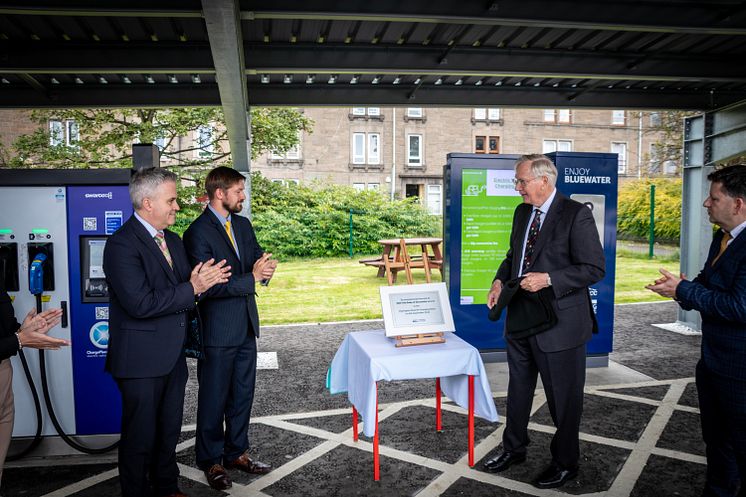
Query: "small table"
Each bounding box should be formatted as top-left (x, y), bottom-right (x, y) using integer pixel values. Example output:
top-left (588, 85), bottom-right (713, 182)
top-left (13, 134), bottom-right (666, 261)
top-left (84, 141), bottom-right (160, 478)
top-left (327, 330), bottom-right (498, 480)
top-left (360, 237), bottom-right (443, 285)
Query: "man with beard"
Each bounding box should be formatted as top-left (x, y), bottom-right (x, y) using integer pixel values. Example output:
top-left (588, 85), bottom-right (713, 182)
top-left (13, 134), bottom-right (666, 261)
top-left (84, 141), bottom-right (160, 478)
top-left (183, 166), bottom-right (277, 491)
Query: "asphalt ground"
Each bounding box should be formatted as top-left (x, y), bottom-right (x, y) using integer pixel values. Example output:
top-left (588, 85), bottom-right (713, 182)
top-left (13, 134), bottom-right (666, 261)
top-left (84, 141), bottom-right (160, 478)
top-left (3, 301), bottom-right (708, 497)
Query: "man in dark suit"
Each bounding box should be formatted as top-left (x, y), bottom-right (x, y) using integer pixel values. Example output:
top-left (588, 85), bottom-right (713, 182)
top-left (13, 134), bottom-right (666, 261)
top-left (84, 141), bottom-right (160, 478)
top-left (647, 164), bottom-right (746, 497)
top-left (183, 166), bottom-right (276, 491)
top-left (483, 154), bottom-right (605, 489)
top-left (104, 168), bottom-right (229, 497)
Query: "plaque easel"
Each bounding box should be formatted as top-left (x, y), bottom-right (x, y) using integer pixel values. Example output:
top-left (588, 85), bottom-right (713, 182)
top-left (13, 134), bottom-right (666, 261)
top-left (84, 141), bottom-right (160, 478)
top-left (394, 332), bottom-right (446, 348)
top-left (380, 282), bottom-right (455, 347)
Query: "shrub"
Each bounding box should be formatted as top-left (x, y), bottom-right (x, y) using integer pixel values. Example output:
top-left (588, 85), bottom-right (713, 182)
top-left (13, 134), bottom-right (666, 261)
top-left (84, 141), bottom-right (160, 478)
top-left (617, 178), bottom-right (682, 242)
top-left (174, 171), bottom-right (439, 258)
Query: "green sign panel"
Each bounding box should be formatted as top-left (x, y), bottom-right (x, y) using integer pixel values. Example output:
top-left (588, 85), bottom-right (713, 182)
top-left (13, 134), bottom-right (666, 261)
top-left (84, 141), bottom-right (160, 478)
top-left (460, 168), bottom-right (522, 305)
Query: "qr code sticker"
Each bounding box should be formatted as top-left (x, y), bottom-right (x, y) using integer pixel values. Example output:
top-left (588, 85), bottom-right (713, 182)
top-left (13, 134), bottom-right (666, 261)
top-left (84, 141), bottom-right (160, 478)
top-left (83, 217), bottom-right (97, 231)
top-left (95, 307), bottom-right (109, 320)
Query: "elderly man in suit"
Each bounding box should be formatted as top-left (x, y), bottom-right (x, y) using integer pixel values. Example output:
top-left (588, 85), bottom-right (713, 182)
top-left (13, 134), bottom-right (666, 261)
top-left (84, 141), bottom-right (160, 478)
top-left (104, 168), bottom-right (229, 497)
top-left (647, 164), bottom-right (746, 497)
top-left (183, 166), bottom-right (276, 491)
top-left (483, 154), bottom-right (605, 489)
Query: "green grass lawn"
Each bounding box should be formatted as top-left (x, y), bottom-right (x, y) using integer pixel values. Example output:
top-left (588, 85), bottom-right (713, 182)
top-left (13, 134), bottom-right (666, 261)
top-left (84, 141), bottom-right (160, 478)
top-left (257, 253), bottom-right (679, 325)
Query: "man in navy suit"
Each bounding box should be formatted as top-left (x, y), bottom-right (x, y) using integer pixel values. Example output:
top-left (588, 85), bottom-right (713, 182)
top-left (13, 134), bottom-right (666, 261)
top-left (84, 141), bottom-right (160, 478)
top-left (104, 168), bottom-right (229, 497)
top-left (647, 164), bottom-right (746, 497)
top-left (183, 166), bottom-right (276, 491)
top-left (483, 154), bottom-right (605, 489)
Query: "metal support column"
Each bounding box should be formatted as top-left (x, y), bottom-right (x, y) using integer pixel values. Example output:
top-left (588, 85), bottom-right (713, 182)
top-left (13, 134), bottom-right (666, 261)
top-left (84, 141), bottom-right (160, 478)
top-left (680, 101), bottom-right (746, 330)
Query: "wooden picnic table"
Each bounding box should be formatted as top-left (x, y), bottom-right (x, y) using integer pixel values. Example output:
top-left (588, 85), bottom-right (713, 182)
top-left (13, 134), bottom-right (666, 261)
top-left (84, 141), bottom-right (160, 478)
top-left (359, 237), bottom-right (443, 285)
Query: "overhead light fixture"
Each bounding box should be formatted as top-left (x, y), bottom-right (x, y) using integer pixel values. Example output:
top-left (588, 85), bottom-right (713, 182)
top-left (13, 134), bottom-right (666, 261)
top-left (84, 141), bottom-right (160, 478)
top-left (553, 82), bottom-right (559, 87)
top-left (260, 74), bottom-right (270, 84)
top-left (1, 78), bottom-right (9, 84)
top-left (192, 74), bottom-right (201, 84)
top-left (122, 75), bottom-right (131, 84)
top-left (414, 77), bottom-right (421, 85)
top-left (50, 77), bottom-right (60, 84)
top-left (534, 82), bottom-right (540, 87)
top-left (455, 79), bottom-right (463, 86)
top-left (306, 74), bottom-right (315, 84)
top-left (74, 77), bottom-right (84, 84)
top-left (283, 74), bottom-right (292, 84)
top-left (168, 74), bottom-right (178, 84)
top-left (350, 75), bottom-right (359, 84)
top-left (393, 76), bottom-right (401, 85)
top-left (571, 83), bottom-right (577, 88)
top-left (434, 78), bottom-right (442, 85)
top-left (495, 81), bottom-right (502, 86)
top-left (514, 81), bottom-right (521, 86)
top-left (263, 35), bottom-right (270, 43)
top-left (328, 74), bottom-right (337, 84)
top-left (145, 75), bottom-right (155, 84)
top-left (98, 76), bottom-right (108, 84)
top-left (475, 79), bottom-right (483, 86)
top-left (371, 76), bottom-right (380, 84)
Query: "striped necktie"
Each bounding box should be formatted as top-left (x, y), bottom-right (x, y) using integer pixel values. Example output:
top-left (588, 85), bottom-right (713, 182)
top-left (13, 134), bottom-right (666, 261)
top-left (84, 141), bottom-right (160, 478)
top-left (225, 220), bottom-right (236, 249)
top-left (711, 232), bottom-right (732, 266)
top-left (522, 209), bottom-right (542, 273)
top-left (153, 232), bottom-right (173, 269)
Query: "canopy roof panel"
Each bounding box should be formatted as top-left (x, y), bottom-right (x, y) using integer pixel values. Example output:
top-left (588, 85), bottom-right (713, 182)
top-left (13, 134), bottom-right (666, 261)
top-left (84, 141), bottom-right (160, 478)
top-left (2, 0), bottom-right (746, 110)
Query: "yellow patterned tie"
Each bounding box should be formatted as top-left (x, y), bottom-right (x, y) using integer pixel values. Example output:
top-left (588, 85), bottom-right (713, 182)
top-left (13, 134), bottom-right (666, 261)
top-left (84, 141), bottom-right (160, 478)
top-left (153, 232), bottom-right (173, 269)
top-left (225, 220), bottom-right (236, 249)
top-left (711, 232), bottom-right (731, 266)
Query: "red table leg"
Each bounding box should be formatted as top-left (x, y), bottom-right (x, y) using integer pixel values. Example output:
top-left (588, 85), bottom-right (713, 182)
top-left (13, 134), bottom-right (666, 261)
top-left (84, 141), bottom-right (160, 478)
top-left (435, 377), bottom-right (442, 432)
top-left (468, 375), bottom-right (475, 467)
top-left (352, 406), bottom-right (359, 441)
top-left (374, 382), bottom-right (380, 481)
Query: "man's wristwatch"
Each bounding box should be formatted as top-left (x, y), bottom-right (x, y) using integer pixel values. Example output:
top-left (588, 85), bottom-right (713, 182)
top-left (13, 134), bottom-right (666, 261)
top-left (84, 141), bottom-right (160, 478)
top-left (546, 274), bottom-right (552, 286)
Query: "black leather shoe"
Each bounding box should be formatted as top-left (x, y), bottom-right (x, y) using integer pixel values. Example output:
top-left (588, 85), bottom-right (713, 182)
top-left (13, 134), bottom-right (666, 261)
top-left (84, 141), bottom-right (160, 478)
top-left (533, 464), bottom-right (578, 489)
top-left (483, 450), bottom-right (526, 472)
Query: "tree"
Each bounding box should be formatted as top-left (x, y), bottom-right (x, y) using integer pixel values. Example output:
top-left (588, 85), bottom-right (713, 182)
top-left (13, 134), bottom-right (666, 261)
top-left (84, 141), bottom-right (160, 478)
top-left (0, 107), bottom-right (313, 169)
top-left (643, 110), bottom-right (700, 176)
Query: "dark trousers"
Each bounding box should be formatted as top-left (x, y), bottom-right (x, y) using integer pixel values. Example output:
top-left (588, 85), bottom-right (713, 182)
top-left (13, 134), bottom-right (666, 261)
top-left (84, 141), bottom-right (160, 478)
top-left (196, 334), bottom-right (257, 469)
top-left (503, 334), bottom-right (586, 469)
top-left (697, 360), bottom-right (746, 497)
top-left (116, 358), bottom-right (188, 497)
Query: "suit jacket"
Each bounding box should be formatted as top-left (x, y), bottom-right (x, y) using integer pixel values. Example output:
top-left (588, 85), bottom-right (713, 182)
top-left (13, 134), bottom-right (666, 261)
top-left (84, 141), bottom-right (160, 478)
top-left (494, 192), bottom-right (606, 352)
top-left (183, 209), bottom-right (264, 346)
top-left (676, 229), bottom-right (746, 380)
top-left (0, 289), bottom-right (21, 361)
top-left (103, 216), bottom-right (195, 379)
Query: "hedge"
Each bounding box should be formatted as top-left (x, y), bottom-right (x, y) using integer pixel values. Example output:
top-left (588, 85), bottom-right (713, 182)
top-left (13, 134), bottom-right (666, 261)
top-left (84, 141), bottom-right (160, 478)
top-left (617, 178), bottom-right (682, 242)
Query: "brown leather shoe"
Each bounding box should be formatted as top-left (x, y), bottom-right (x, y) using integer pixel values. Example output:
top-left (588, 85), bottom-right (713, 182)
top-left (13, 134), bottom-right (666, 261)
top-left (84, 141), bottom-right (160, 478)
top-left (226, 451), bottom-right (272, 474)
top-left (204, 464), bottom-right (232, 490)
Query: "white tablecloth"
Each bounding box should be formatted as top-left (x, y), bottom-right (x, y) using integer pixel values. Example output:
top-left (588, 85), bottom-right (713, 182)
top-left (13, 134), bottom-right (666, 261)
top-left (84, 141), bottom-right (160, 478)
top-left (327, 330), bottom-right (499, 437)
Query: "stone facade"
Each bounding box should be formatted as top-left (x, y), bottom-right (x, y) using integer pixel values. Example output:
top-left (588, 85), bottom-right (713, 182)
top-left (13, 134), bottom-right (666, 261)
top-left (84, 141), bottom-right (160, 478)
top-left (254, 107), bottom-right (670, 214)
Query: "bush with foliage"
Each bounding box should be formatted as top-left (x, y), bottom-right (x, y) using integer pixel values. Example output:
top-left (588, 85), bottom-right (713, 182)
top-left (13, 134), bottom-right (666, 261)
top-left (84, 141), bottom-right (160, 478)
top-left (617, 178), bottom-right (682, 242)
top-left (173, 171), bottom-right (439, 258)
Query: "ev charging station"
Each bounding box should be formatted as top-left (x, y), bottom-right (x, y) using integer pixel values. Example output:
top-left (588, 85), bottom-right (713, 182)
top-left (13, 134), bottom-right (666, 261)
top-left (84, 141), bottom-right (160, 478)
top-left (443, 152), bottom-right (618, 364)
top-left (0, 168), bottom-right (132, 455)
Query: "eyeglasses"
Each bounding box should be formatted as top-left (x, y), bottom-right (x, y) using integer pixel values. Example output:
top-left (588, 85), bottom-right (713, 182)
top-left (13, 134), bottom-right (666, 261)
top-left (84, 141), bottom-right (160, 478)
top-left (512, 176), bottom-right (540, 187)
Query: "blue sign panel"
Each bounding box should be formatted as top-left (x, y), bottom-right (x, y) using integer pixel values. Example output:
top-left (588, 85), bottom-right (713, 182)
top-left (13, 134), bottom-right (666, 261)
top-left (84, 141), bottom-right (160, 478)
top-left (67, 185), bottom-right (132, 434)
top-left (444, 152), bottom-right (618, 355)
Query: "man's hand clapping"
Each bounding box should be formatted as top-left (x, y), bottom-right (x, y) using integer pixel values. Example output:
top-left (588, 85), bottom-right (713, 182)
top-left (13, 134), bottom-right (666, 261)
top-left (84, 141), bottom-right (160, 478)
top-left (191, 258), bottom-right (231, 295)
top-left (252, 253), bottom-right (278, 284)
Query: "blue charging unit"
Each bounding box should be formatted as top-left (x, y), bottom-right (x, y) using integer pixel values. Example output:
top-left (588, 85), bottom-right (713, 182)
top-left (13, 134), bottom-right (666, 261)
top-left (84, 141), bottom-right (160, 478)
top-left (444, 152), bottom-right (618, 358)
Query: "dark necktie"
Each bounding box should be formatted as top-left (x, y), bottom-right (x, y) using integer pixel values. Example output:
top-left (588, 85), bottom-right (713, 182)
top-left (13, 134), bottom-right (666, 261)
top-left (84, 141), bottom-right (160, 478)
top-left (522, 209), bottom-right (542, 273)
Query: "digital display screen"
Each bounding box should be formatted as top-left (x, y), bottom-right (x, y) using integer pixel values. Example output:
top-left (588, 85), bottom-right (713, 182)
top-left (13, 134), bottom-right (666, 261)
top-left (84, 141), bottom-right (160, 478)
top-left (88, 239), bottom-right (106, 278)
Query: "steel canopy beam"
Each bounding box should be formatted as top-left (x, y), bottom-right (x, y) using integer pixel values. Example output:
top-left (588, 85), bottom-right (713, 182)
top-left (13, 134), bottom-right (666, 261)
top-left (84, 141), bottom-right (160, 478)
top-left (201, 0), bottom-right (251, 174)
